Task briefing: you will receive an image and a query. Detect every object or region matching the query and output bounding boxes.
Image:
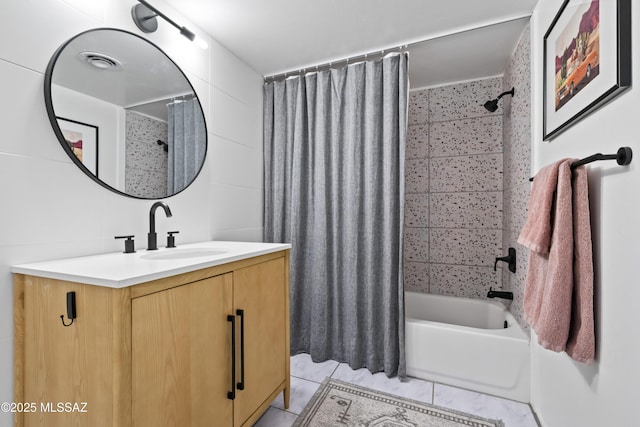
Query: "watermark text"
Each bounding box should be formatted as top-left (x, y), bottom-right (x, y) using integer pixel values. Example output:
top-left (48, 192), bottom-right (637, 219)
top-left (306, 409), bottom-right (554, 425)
top-left (1, 402), bottom-right (88, 413)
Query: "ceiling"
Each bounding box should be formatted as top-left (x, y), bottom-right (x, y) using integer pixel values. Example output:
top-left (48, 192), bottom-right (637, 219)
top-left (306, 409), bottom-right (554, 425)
top-left (52, 29), bottom-right (193, 122)
top-left (163, 0), bottom-right (538, 88)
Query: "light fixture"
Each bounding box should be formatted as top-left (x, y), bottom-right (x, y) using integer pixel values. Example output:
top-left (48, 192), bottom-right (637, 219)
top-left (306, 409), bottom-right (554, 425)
top-left (131, 0), bottom-right (208, 49)
top-left (483, 87), bottom-right (515, 112)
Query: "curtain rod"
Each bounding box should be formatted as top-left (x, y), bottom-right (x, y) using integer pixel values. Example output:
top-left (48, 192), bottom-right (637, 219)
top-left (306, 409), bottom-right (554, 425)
top-left (263, 13), bottom-right (531, 83)
top-left (264, 48), bottom-right (407, 83)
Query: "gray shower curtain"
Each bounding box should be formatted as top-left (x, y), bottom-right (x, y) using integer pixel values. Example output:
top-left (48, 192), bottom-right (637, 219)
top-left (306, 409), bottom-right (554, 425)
top-left (167, 98), bottom-right (206, 194)
top-left (264, 53), bottom-right (408, 377)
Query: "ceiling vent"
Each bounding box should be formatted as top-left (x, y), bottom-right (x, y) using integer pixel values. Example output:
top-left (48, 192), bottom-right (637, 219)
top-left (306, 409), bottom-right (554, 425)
top-left (78, 52), bottom-right (123, 71)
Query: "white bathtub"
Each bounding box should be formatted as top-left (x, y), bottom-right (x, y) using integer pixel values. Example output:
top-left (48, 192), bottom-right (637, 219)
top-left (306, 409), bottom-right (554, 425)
top-left (405, 291), bottom-right (530, 402)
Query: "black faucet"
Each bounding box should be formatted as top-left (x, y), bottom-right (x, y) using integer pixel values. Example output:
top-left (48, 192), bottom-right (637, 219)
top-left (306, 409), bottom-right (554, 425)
top-left (487, 287), bottom-right (514, 300)
top-left (148, 201), bottom-right (172, 250)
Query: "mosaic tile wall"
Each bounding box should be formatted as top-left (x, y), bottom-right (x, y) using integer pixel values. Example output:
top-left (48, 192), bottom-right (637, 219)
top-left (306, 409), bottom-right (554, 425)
top-left (404, 77), bottom-right (505, 299)
top-left (502, 25), bottom-right (531, 333)
top-left (125, 111), bottom-right (169, 198)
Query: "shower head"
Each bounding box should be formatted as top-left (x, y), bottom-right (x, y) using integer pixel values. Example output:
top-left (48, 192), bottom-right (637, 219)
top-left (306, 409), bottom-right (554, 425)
top-left (483, 87), bottom-right (515, 112)
top-left (483, 99), bottom-right (499, 112)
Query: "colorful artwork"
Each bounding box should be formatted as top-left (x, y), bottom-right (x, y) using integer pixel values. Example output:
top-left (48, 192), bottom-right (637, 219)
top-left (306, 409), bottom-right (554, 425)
top-left (554, 0), bottom-right (599, 111)
top-left (61, 129), bottom-right (84, 161)
top-left (543, 0), bottom-right (630, 140)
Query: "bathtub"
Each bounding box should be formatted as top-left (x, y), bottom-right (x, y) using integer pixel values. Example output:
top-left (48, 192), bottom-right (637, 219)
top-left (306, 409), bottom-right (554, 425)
top-left (405, 291), bottom-right (530, 402)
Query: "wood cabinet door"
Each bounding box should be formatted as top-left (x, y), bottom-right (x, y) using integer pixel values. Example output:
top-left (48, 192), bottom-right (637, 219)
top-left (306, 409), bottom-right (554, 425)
top-left (132, 274), bottom-right (234, 427)
top-left (232, 258), bottom-right (286, 427)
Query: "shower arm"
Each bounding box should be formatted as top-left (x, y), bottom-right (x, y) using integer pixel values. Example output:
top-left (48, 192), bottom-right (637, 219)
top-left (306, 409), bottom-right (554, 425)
top-left (496, 88), bottom-right (515, 100)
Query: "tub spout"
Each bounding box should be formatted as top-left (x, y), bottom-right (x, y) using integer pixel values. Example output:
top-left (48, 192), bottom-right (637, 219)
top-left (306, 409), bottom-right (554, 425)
top-left (487, 287), bottom-right (514, 300)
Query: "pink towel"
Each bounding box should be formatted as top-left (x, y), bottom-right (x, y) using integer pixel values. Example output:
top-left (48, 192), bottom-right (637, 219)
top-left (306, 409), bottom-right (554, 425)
top-left (518, 159), bottom-right (595, 364)
top-left (517, 159), bottom-right (566, 254)
top-left (566, 165), bottom-right (595, 363)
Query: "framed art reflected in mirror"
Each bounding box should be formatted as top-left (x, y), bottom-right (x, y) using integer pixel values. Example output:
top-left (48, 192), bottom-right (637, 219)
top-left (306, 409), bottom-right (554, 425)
top-left (56, 117), bottom-right (99, 177)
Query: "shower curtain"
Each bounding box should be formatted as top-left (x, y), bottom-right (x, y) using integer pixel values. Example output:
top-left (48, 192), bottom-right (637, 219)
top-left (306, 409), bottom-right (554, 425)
top-left (264, 53), bottom-right (408, 377)
top-left (167, 98), bottom-right (206, 194)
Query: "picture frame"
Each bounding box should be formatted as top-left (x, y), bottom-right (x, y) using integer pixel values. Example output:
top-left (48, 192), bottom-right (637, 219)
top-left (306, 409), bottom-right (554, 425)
top-left (56, 117), bottom-right (99, 177)
top-left (543, 0), bottom-right (631, 140)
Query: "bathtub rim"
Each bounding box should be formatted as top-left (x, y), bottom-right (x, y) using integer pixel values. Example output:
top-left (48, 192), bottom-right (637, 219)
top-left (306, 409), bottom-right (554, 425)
top-left (404, 291), bottom-right (529, 341)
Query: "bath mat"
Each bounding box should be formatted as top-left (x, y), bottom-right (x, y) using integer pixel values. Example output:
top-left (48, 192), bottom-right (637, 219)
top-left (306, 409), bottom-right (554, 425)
top-left (293, 378), bottom-right (504, 427)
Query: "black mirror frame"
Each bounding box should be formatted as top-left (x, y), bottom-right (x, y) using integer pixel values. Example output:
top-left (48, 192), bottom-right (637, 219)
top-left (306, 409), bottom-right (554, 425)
top-left (43, 27), bottom-right (208, 199)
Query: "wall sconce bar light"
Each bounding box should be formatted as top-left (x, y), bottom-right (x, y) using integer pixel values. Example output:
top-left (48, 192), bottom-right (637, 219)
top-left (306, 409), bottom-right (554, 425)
top-left (131, 0), bottom-right (208, 49)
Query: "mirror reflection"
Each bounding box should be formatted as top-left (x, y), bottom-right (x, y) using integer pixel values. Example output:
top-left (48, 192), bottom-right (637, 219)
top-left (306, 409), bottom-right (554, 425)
top-left (45, 28), bottom-right (207, 199)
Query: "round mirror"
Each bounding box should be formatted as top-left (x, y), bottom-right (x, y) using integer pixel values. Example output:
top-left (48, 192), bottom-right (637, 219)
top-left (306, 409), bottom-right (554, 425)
top-left (44, 28), bottom-right (207, 199)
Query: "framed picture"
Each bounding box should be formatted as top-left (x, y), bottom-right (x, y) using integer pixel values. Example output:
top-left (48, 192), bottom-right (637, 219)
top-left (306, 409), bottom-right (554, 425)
top-left (543, 0), bottom-right (631, 140)
top-left (56, 117), bottom-right (99, 176)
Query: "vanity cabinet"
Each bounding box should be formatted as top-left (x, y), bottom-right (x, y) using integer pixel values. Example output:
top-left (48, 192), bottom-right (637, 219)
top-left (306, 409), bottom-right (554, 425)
top-left (14, 250), bottom-right (290, 427)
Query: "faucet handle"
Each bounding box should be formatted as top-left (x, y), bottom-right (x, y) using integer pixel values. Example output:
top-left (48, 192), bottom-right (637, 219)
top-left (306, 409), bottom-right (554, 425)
top-left (494, 247), bottom-right (516, 273)
top-left (167, 231), bottom-right (179, 248)
top-left (115, 235), bottom-right (136, 254)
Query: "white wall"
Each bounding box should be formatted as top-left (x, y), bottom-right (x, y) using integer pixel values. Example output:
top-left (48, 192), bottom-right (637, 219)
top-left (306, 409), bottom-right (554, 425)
top-left (530, 1), bottom-right (640, 426)
top-left (0, 0), bottom-right (264, 422)
top-left (52, 85), bottom-right (123, 189)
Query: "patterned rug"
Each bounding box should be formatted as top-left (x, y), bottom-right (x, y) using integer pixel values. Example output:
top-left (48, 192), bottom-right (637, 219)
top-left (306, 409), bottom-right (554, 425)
top-left (293, 378), bottom-right (504, 427)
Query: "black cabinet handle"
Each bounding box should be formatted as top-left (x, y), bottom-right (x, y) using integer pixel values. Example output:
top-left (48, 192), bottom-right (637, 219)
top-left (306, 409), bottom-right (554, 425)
top-left (236, 309), bottom-right (245, 391)
top-left (227, 315), bottom-right (236, 400)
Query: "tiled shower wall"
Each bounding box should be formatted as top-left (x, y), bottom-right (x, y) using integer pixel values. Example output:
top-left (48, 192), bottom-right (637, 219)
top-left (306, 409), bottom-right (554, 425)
top-left (404, 77), bottom-right (505, 299)
top-left (502, 25), bottom-right (531, 333)
top-left (125, 110), bottom-right (169, 198)
top-left (403, 25), bottom-right (532, 331)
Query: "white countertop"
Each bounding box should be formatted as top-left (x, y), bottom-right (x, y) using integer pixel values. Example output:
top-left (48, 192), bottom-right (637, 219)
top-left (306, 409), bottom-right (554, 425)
top-left (11, 241), bottom-right (291, 288)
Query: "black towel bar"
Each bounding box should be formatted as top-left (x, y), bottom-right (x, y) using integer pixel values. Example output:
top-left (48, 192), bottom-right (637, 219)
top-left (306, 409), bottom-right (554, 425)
top-left (529, 146), bottom-right (632, 181)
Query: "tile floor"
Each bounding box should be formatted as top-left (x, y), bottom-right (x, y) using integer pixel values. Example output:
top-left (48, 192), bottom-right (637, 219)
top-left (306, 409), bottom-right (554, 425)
top-left (254, 353), bottom-right (539, 427)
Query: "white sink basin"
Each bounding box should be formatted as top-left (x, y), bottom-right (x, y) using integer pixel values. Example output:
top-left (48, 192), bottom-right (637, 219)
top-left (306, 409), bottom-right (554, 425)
top-left (11, 241), bottom-right (291, 288)
top-left (141, 248), bottom-right (228, 261)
